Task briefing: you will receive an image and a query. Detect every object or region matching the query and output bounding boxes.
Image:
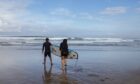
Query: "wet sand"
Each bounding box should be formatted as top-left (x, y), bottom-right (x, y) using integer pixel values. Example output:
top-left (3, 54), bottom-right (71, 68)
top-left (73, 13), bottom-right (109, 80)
top-left (0, 46), bottom-right (140, 84)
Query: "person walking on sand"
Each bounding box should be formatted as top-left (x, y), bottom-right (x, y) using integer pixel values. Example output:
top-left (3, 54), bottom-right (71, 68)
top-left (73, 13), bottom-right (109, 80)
top-left (60, 39), bottom-right (68, 68)
top-left (42, 38), bottom-right (53, 65)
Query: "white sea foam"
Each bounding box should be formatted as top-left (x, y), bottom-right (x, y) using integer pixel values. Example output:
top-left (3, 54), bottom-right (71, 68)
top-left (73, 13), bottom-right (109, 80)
top-left (0, 36), bottom-right (139, 46)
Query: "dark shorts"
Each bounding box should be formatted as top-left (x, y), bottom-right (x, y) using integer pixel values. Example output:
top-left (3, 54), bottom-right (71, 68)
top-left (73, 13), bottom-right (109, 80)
top-left (61, 51), bottom-right (68, 57)
top-left (44, 52), bottom-right (51, 57)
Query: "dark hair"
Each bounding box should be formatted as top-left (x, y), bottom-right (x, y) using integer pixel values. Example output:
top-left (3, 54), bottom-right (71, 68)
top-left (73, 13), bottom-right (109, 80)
top-left (63, 39), bottom-right (67, 43)
top-left (46, 38), bottom-right (49, 41)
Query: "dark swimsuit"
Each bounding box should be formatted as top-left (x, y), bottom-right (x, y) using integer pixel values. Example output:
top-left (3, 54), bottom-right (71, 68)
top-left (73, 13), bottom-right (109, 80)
top-left (60, 42), bottom-right (68, 58)
top-left (43, 42), bottom-right (51, 57)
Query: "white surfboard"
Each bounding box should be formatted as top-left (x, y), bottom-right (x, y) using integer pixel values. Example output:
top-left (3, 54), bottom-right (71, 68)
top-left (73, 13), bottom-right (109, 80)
top-left (50, 45), bottom-right (78, 59)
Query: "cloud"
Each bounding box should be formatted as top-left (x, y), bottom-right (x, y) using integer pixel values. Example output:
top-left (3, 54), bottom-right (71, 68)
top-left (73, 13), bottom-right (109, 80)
top-left (0, 17), bottom-right (21, 32)
top-left (50, 7), bottom-right (76, 18)
top-left (49, 8), bottom-right (99, 21)
top-left (101, 7), bottom-right (127, 15)
top-left (0, 0), bottom-right (32, 32)
top-left (0, 0), bottom-right (30, 12)
top-left (79, 13), bottom-right (94, 20)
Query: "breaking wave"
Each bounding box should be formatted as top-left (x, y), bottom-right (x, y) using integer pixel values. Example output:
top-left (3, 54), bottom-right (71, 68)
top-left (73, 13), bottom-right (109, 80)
top-left (0, 36), bottom-right (140, 46)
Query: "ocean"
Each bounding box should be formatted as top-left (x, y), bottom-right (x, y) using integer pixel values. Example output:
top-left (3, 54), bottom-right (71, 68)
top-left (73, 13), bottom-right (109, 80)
top-left (0, 36), bottom-right (140, 46)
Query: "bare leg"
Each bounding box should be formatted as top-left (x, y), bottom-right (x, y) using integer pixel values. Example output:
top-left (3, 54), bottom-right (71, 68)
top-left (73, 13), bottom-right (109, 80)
top-left (43, 56), bottom-right (47, 64)
top-left (61, 56), bottom-right (65, 69)
top-left (49, 56), bottom-right (53, 65)
top-left (64, 58), bottom-right (67, 66)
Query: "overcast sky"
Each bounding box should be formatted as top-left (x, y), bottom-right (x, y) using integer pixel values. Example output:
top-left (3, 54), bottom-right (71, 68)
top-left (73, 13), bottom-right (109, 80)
top-left (0, 0), bottom-right (140, 38)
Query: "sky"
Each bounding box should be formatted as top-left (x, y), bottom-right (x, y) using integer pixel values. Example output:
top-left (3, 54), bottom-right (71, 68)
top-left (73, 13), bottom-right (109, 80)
top-left (0, 0), bottom-right (140, 38)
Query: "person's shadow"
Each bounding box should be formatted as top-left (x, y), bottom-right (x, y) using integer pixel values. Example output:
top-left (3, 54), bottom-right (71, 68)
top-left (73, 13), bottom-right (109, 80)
top-left (59, 66), bottom-right (69, 84)
top-left (42, 64), bottom-right (77, 84)
top-left (42, 64), bottom-right (53, 84)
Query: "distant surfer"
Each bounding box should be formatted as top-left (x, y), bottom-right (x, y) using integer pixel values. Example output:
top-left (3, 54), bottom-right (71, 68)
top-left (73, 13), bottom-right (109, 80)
top-left (60, 39), bottom-right (68, 68)
top-left (42, 38), bottom-right (53, 65)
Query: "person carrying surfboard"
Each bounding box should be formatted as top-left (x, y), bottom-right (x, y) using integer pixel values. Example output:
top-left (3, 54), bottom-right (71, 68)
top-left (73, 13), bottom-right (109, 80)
top-left (42, 38), bottom-right (53, 65)
top-left (60, 39), bottom-right (68, 67)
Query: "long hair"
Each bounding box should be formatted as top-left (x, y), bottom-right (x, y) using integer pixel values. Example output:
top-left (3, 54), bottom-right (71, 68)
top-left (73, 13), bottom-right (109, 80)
top-left (63, 39), bottom-right (67, 44)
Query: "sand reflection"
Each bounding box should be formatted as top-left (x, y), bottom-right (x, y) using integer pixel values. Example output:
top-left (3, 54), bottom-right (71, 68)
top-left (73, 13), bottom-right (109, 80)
top-left (42, 64), bottom-right (78, 84)
top-left (42, 64), bottom-right (53, 84)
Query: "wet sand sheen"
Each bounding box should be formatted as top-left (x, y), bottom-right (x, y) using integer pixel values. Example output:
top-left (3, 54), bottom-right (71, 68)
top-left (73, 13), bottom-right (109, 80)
top-left (0, 46), bottom-right (140, 84)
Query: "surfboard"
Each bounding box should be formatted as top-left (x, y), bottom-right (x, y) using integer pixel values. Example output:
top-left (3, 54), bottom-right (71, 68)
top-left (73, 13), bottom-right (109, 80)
top-left (50, 45), bottom-right (78, 59)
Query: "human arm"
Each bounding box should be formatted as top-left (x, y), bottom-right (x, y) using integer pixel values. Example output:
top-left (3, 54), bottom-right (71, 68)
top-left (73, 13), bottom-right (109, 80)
top-left (59, 43), bottom-right (62, 51)
top-left (42, 43), bottom-right (45, 53)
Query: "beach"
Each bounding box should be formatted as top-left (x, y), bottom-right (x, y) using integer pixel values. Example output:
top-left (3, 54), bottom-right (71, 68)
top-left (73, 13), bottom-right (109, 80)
top-left (0, 44), bottom-right (140, 84)
top-left (0, 0), bottom-right (139, 83)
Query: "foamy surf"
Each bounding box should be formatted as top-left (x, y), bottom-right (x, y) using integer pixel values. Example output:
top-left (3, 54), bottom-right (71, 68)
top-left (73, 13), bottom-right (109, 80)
top-left (0, 36), bottom-right (139, 46)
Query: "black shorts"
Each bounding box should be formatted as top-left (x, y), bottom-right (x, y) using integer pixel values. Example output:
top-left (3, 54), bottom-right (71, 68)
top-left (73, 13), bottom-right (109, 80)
top-left (61, 51), bottom-right (68, 57)
top-left (44, 52), bottom-right (51, 57)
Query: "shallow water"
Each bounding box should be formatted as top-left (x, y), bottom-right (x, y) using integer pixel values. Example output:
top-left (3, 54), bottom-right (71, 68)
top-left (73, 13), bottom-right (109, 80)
top-left (0, 46), bottom-right (140, 84)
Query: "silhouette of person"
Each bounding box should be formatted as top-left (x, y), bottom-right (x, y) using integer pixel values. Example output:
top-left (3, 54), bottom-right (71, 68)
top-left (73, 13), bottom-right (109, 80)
top-left (42, 63), bottom-right (53, 84)
top-left (60, 39), bottom-right (68, 69)
top-left (42, 38), bottom-right (53, 65)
